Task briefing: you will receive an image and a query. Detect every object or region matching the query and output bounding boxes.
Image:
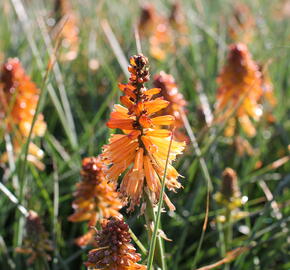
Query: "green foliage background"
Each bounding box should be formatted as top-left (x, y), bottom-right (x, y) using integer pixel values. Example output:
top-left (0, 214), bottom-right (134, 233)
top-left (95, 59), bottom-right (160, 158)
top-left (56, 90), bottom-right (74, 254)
top-left (0, 0), bottom-right (289, 269)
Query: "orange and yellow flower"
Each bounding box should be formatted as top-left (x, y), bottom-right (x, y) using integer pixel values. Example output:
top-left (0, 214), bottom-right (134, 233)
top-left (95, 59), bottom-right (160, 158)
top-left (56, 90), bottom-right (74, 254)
top-left (85, 217), bottom-right (146, 270)
top-left (0, 58), bottom-right (46, 168)
top-left (53, 0), bottom-right (79, 61)
top-left (216, 43), bottom-right (263, 137)
top-left (102, 54), bottom-right (185, 211)
top-left (153, 71), bottom-right (187, 142)
top-left (68, 156), bottom-right (123, 246)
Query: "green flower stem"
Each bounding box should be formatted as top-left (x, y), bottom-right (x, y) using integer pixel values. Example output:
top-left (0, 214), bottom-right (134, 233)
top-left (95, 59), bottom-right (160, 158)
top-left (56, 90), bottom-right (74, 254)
top-left (129, 228), bottom-right (148, 256)
top-left (224, 207), bottom-right (233, 270)
top-left (144, 193), bottom-right (167, 270)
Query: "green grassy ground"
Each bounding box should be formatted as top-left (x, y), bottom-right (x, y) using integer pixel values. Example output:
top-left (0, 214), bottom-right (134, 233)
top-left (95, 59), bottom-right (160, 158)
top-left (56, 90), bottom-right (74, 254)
top-left (0, 0), bottom-right (290, 269)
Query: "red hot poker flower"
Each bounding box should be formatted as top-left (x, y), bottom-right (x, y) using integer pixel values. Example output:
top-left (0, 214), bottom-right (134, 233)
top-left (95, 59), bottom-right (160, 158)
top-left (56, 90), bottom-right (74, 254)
top-left (0, 58), bottom-right (46, 168)
top-left (102, 54), bottom-right (185, 211)
top-left (216, 43), bottom-right (263, 137)
top-left (153, 71), bottom-right (187, 142)
top-left (68, 156), bottom-right (123, 246)
top-left (85, 217), bottom-right (146, 270)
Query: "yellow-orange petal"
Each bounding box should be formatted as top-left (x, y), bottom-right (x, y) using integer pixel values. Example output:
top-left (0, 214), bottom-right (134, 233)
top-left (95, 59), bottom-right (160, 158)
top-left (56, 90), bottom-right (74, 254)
top-left (144, 98), bottom-right (169, 115)
top-left (141, 136), bottom-right (158, 154)
top-left (143, 88), bottom-right (161, 96)
top-left (139, 114), bottom-right (152, 128)
top-left (114, 104), bottom-right (129, 114)
top-left (110, 111), bottom-right (131, 120)
top-left (144, 155), bottom-right (159, 192)
top-left (107, 119), bottom-right (135, 130)
top-left (120, 95), bottom-right (134, 110)
top-left (145, 129), bottom-right (172, 137)
top-left (118, 83), bottom-right (135, 91)
top-left (151, 115), bottom-right (175, 126)
top-left (134, 148), bottom-right (144, 170)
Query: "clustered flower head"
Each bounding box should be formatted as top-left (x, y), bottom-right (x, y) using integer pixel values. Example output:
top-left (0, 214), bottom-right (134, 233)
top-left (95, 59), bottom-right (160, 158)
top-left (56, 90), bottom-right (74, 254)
top-left (153, 71), bottom-right (187, 142)
top-left (85, 217), bottom-right (146, 270)
top-left (216, 43), bottom-right (263, 137)
top-left (16, 211), bottom-right (53, 265)
top-left (68, 156), bottom-right (123, 246)
top-left (53, 0), bottom-right (79, 61)
top-left (102, 54), bottom-right (185, 211)
top-left (0, 58), bottom-right (46, 168)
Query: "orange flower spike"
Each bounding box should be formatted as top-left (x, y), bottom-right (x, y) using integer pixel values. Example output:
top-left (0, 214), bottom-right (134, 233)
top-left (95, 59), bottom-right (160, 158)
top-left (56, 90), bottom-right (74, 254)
top-left (68, 157), bottom-right (123, 246)
top-left (102, 54), bottom-right (185, 211)
top-left (153, 71), bottom-right (187, 142)
top-left (216, 43), bottom-right (263, 137)
top-left (0, 58), bottom-right (46, 137)
top-left (0, 58), bottom-right (46, 168)
top-left (85, 217), bottom-right (146, 270)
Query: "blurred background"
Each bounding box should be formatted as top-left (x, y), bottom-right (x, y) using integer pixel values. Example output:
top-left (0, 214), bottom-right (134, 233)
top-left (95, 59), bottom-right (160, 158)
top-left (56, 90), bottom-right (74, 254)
top-left (0, 0), bottom-right (290, 269)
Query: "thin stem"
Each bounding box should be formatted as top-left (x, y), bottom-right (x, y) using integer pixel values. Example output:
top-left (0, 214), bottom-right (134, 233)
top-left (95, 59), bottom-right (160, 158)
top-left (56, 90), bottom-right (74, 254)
top-left (224, 208), bottom-right (232, 270)
top-left (224, 208), bottom-right (233, 251)
top-left (180, 111), bottom-right (212, 269)
top-left (129, 228), bottom-right (148, 256)
top-left (0, 182), bottom-right (28, 217)
top-left (144, 194), bottom-right (166, 270)
top-left (147, 134), bottom-right (173, 270)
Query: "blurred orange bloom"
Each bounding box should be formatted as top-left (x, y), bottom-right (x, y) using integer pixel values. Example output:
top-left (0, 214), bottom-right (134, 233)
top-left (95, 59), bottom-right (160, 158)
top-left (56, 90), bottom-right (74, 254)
top-left (53, 0), bottom-right (79, 61)
top-left (102, 54), bottom-right (185, 211)
top-left (216, 43), bottom-right (263, 137)
top-left (85, 217), bottom-right (146, 270)
top-left (138, 4), bottom-right (174, 61)
top-left (0, 58), bottom-right (46, 168)
top-left (68, 156), bottom-right (123, 246)
top-left (153, 71), bottom-right (187, 142)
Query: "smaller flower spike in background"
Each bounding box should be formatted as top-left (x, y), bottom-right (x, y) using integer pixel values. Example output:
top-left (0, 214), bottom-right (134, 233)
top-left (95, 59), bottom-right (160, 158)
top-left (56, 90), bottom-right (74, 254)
top-left (85, 217), bottom-right (146, 270)
top-left (102, 54), bottom-right (185, 211)
top-left (0, 58), bottom-right (46, 169)
top-left (216, 43), bottom-right (263, 138)
top-left (138, 3), bottom-right (173, 61)
top-left (214, 168), bottom-right (248, 222)
top-left (16, 211), bottom-right (53, 265)
top-left (53, 0), bottom-right (79, 61)
top-left (68, 156), bottom-right (123, 246)
top-left (153, 71), bottom-right (188, 142)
